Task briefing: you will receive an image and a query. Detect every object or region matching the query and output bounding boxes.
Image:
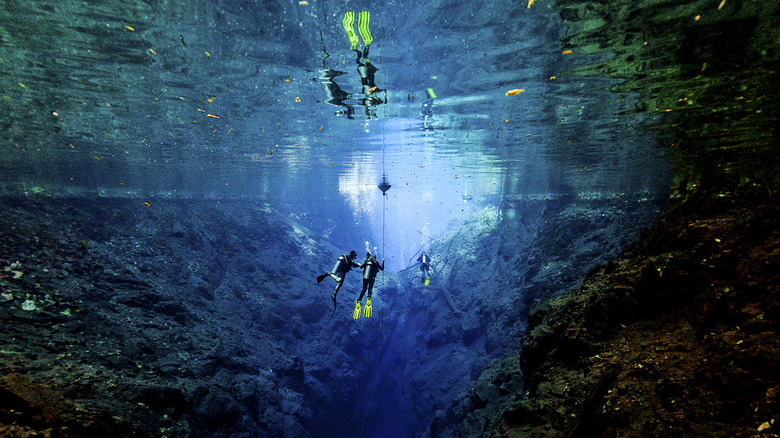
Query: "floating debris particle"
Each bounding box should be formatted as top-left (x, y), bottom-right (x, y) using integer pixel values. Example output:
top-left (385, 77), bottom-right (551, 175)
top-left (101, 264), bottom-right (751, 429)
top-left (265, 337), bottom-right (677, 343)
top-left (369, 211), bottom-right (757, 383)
top-left (143, 202), bottom-right (151, 207)
top-left (52, 111), bottom-right (59, 117)
top-left (207, 114), bottom-right (220, 119)
top-left (718, 0), bottom-right (726, 9)
top-left (149, 48), bottom-right (157, 54)
top-left (295, 96), bottom-right (300, 102)
top-left (562, 49), bottom-right (573, 55)
top-left (505, 88), bottom-right (524, 96)
top-left (205, 51), bottom-right (211, 57)
top-left (21, 300), bottom-right (36, 311)
top-left (695, 14), bottom-right (701, 21)
top-left (180, 34), bottom-right (186, 46)
top-left (527, 0), bottom-right (535, 7)
top-left (18, 82), bottom-right (27, 88)
top-left (124, 25), bottom-right (135, 31)
top-left (550, 76), bottom-right (557, 80)
top-left (285, 76), bottom-right (291, 82)
top-left (299, 0), bottom-right (308, 4)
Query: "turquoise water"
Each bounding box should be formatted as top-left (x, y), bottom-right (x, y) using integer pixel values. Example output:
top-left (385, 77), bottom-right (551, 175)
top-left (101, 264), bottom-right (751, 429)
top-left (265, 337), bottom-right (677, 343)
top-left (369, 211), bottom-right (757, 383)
top-left (0, 0), bottom-right (670, 269)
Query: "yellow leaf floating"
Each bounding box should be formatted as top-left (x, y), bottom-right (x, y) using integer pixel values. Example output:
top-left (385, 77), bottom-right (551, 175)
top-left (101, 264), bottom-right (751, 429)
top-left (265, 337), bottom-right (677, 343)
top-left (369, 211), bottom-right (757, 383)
top-left (505, 88), bottom-right (525, 96)
top-left (207, 114), bottom-right (220, 119)
top-left (562, 49), bottom-right (573, 55)
top-left (205, 51), bottom-right (211, 57)
top-left (144, 202), bottom-right (151, 207)
top-left (718, 0), bottom-right (726, 9)
top-left (527, 0), bottom-right (534, 7)
top-left (124, 25), bottom-right (135, 31)
top-left (18, 82), bottom-right (27, 88)
top-left (149, 48), bottom-right (157, 54)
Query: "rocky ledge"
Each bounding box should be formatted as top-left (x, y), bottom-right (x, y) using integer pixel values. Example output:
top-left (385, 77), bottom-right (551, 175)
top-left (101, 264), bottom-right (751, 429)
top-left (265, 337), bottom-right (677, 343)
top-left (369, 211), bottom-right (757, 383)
top-left (502, 184), bottom-right (778, 437)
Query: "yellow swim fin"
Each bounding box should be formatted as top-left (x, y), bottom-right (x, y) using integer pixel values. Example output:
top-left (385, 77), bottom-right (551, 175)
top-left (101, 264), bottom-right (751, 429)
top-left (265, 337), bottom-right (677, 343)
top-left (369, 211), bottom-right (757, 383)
top-left (342, 11), bottom-right (359, 50)
top-left (358, 11), bottom-right (372, 47)
top-left (363, 297), bottom-right (372, 318)
top-left (352, 300), bottom-right (361, 319)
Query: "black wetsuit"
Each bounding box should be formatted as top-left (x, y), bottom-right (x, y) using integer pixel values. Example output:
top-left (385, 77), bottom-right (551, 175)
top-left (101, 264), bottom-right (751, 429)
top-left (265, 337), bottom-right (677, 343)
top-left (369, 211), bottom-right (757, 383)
top-left (357, 256), bottom-right (384, 301)
top-left (418, 253), bottom-right (431, 280)
top-left (322, 254), bottom-right (359, 296)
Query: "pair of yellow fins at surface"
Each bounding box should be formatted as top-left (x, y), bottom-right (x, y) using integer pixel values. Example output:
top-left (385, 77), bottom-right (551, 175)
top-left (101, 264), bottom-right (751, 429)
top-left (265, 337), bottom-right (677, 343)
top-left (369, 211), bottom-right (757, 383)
top-left (342, 11), bottom-right (372, 50)
top-left (352, 297), bottom-right (372, 319)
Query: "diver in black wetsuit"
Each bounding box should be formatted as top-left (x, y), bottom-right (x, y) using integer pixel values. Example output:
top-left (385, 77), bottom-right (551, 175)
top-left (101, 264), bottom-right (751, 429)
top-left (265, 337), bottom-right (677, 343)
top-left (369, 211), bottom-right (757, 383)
top-left (315, 10), bottom-right (384, 119)
top-left (353, 252), bottom-right (384, 319)
top-left (417, 251), bottom-right (431, 284)
top-left (355, 47), bottom-right (383, 112)
top-left (317, 250), bottom-right (360, 312)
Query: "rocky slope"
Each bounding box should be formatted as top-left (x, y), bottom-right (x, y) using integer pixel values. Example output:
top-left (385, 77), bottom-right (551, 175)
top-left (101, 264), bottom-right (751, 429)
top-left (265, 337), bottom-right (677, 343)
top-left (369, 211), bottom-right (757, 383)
top-left (503, 184), bottom-right (778, 437)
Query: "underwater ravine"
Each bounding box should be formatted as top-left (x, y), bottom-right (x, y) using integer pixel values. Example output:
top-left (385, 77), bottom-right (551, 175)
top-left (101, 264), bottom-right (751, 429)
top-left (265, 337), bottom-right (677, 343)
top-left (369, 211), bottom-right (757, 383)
top-left (1, 0), bottom-right (778, 437)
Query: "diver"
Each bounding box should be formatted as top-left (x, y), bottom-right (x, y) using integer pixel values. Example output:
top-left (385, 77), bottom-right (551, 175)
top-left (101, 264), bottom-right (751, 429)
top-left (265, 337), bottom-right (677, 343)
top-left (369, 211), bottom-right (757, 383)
top-left (353, 251), bottom-right (384, 319)
top-left (417, 251), bottom-right (431, 285)
top-left (342, 10), bottom-right (385, 118)
top-left (317, 250), bottom-right (360, 313)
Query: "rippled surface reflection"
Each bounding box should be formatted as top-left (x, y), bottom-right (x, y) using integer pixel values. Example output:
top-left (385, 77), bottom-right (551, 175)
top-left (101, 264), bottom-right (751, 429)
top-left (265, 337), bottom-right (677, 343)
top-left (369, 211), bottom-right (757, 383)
top-left (1, 0), bottom-right (672, 265)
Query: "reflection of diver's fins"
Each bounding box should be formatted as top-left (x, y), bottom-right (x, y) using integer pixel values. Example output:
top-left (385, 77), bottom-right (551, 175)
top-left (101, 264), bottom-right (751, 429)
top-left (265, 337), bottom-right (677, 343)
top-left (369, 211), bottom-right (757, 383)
top-left (358, 11), bottom-right (372, 46)
top-left (317, 273), bottom-right (328, 284)
top-left (343, 11), bottom-right (359, 50)
top-left (425, 276), bottom-right (430, 286)
top-left (352, 301), bottom-right (361, 319)
top-left (363, 297), bottom-right (372, 318)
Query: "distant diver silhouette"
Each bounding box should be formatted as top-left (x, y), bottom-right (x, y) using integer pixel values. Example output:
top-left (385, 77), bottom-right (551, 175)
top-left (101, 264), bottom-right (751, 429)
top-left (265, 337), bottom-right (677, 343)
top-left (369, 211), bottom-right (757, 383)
top-left (418, 251), bottom-right (431, 285)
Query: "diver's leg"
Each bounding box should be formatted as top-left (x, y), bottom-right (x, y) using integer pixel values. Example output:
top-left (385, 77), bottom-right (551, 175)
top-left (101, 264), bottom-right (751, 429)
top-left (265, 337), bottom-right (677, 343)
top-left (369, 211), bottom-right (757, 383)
top-left (357, 279), bottom-right (369, 302)
top-left (363, 278), bottom-right (375, 318)
top-left (331, 278), bottom-right (345, 313)
top-left (367, 278), bottom-right (376, 298)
